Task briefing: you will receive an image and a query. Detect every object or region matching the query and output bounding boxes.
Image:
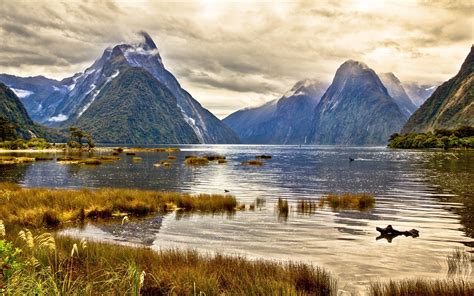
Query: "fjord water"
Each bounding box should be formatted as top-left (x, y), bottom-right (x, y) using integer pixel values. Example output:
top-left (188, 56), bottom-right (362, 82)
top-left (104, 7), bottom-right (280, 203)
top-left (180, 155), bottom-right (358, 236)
top-left (1, 145), bottom-right (473, 293)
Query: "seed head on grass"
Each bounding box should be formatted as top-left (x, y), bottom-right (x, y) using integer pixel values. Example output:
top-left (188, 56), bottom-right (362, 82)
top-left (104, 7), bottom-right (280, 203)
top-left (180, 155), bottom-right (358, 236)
top-left (0, 219), bottom-right (5, 237)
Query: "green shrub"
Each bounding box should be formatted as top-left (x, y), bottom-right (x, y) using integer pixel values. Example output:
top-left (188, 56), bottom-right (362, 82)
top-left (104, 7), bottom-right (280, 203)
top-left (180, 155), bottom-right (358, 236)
top-left (388, 126), bottom-right (474, 149)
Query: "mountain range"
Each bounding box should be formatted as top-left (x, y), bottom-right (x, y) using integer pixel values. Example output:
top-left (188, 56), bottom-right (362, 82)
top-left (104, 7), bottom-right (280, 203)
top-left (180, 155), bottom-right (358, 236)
top-left (223, 79), bottom-right (327, 144)
top-left (225, 60), bottom-right (426, 145)
top-left (1, 32), bottom-right (469, 146)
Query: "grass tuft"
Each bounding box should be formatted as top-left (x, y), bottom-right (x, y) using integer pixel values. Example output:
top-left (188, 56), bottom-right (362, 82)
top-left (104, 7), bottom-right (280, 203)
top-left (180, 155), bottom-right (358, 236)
top-left (241, 160), bottom-right (263, 166)
top-left (319, 193), bottom-right (375, 211)
top-left (297, 199), bottom-right (318, 214)
top-left (185, 157), bottom-right (209, 165)
top-left (277, 198), bottom-right (289, 220)
top-left (446, 248), bottom-right (471, 276)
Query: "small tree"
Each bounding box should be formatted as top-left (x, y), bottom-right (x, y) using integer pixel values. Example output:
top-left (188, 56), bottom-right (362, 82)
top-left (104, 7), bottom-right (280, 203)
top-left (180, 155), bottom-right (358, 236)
top-left (67, 127), bottom-right (95, 150)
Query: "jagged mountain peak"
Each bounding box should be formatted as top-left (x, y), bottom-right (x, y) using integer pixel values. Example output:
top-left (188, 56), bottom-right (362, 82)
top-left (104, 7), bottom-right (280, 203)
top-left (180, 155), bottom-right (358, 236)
top-left (283, 79), bottom-right (327, 99)
top-left (340, 59), bottom-right (370, 71)
top-left (328, 59), bottom-right (389, 99)
top-left (115, 32), bottom-right (163, 64)
top-left (307, 59), bottom-right (407, 145)
top-left (138, 31), bottom-right (158, 50)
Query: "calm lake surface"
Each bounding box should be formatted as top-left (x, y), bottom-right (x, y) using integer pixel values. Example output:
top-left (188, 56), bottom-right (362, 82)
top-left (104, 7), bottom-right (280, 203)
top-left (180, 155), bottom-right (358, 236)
top-left (1, 145), bottom-right (473, 294)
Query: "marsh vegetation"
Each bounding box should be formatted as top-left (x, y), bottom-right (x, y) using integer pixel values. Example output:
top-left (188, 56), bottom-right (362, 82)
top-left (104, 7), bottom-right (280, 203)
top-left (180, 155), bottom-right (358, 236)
top-left (0, 220), bottom-right (337, 295)
top-left (369, 278), bottom-right (473, 296)
top-left (0, 183), bottom-right (238, 228)
top-left (319, 193), bottom-right (375, 211)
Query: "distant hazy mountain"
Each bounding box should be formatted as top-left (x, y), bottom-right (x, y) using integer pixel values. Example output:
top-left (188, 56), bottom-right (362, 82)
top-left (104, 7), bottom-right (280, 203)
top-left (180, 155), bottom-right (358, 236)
top-left (308, 60), bottom-right (407, 145)
top-left (0, 32), bottom-right (239, 144)
top-left (402, 46), bottom-right (474, 133)
top-left (223, 79), bottom-right (327, 144)
top-left (379, 72), bottom-right (417, 117)
top-left (74, 68), bottom-right (200, 144)
top-left (401, 82), bottom-right (438, 107)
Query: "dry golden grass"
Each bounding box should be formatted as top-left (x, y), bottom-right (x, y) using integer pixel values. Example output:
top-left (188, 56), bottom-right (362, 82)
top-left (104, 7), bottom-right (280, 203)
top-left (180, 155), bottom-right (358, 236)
top-left (0, 156), bottom-right (36, 164)
top-left (56, 155), bottom-right (121, 165)
top-left (319, 193), bottom-right (375, 211)
top-left (1, 232), bottom-right (336, 295)
top-left (124, 147), bottom-right (180, 153)
top-left (0, 183), bottom-right (238, 228)
top-left (370, 278), bottom-right (473, 296)
top-left (0, 182), bottom-right (336, 295)
top-left (185, 157), bottom-right (209, 165)
top-left (241, 160), bottom-right (263, 166)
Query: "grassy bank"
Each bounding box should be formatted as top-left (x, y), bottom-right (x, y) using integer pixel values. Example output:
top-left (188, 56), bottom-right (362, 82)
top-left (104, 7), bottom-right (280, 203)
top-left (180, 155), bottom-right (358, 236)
top-left (0, 183), bottom-right (237, 228)
top-left (0, 224), bottom-right (336, 295)
top-left (370, 278), bottom-right (473, 296)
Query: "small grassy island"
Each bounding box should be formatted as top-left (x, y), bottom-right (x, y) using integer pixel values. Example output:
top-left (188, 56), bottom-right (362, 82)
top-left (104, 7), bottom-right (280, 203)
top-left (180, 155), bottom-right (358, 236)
top-left (388, 126), bottom-right (474, 149)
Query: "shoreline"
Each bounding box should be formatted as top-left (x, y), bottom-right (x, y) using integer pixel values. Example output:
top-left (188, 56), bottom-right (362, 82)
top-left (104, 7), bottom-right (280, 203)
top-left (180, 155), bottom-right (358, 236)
top-left (0, 147), bottom-right (116, 153)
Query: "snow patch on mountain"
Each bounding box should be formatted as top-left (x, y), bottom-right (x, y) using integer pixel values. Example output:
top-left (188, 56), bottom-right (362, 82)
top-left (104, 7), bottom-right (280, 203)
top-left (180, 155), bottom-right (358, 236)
top-left (48, 114), bottom-right (68, 122)
top-left (78, 70), bottom-right (120, 118)
top-left (178, 104), bottom-right (204, 143)
top-left (11, 88), bottom-right (33, 98)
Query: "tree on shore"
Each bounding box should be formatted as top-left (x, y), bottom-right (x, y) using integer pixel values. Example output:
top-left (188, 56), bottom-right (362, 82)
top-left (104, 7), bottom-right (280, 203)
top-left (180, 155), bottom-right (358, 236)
top-left (67, 127), bottom-right (95, 150)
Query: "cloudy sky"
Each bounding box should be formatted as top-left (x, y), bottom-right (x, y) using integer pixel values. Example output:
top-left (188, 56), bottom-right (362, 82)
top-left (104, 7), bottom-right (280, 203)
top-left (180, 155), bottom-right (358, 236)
top-left (0, 0), bottom-right (472, 118)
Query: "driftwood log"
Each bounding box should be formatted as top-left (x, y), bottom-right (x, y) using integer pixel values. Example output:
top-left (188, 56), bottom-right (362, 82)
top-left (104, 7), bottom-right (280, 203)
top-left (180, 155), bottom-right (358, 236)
top-left (376, 225), bottom-right (419, 243)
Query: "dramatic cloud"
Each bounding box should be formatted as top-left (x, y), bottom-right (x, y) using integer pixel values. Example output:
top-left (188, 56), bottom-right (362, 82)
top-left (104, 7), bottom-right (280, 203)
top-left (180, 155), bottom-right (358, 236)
top-left (0, 0), bottom-right (472, 118)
